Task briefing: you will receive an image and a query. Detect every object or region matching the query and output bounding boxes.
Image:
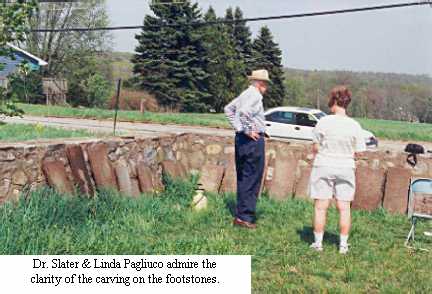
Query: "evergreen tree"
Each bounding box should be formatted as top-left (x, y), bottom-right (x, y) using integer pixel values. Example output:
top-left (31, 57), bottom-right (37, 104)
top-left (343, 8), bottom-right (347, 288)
top-left (224, 7), bottom-right (234, 36)
top-left (133, 0), bottom-right (209, 112)
top-left (202, 7), bottom-right (246, 112)
top-left (222, 7), bottom-right (251, 101)
top-left (233, 7), bottom-right (253, 73)
top-left (252, 26), bottom-right (286, 108)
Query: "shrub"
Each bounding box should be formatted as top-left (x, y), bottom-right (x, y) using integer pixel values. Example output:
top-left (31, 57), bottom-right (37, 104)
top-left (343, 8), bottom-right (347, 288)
top-left (8, 70), bottom-right (45, 104)
top-left (109, 89), bottom-right (159, 112)
top-left (80, 73), bottom-right (112, 108)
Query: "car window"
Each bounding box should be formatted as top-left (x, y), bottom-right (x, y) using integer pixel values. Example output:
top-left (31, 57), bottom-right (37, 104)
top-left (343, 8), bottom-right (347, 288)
top-left (296, 113), bottom-right (317, 127)
top-left (265, 112), bottom-right (279, 122)
top-left (266, 111), bottom-right (295, 124)
top-left (314, 112), bottom-right (327, 120)
top-left (280, 112), bottom-right (295, 124)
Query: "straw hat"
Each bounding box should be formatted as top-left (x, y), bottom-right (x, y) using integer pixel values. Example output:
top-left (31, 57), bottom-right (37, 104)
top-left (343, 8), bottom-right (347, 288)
top-left (248, 69), bottom-right (270, 82)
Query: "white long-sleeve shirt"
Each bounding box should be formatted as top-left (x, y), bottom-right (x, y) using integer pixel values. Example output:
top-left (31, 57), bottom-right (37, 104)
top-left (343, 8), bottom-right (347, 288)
top-left (224, 86), bottom-right (266, 134)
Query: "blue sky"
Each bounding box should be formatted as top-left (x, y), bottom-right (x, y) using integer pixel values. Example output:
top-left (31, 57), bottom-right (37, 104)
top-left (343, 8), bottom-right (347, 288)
top-left (106, 0), bottom-right (432, 76)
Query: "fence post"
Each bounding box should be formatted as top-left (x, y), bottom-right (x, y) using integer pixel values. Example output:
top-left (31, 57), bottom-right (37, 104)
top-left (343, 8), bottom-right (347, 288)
top-left (113, 79), bottom-right (122, 136)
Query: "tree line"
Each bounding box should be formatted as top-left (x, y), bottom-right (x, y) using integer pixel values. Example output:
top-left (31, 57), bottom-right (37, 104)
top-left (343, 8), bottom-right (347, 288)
top-left (284, 68), bottom-right (432, 122)
top-left (2, 0), bottom-right (431, 123)
top-left (1, 0), bottom-right (113, 109)
top-left (132, 1), bottom-right (286, 112)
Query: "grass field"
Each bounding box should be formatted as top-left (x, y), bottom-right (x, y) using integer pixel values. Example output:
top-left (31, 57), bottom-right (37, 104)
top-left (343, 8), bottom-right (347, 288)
top-left (0, 123), bottom-right (103, 142)
top-left (17, 103), bottom-right (432, 142)
top-left (357, 118), bottom-right (432, 142)
top-left (18, 103), bottom-right (229, 128)
top-left (19, 104), bottom-right (432, 142)
top-left (0, 178), bottom-right (430, 292)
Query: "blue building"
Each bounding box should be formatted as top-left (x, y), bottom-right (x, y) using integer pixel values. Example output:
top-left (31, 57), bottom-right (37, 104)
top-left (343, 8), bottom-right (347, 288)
top-left (0, 43), bottom-right (47, 79)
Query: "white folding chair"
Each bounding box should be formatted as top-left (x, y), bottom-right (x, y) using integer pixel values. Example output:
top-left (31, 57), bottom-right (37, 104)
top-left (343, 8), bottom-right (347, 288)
top-left (405, 177), bottom-right (432, 251)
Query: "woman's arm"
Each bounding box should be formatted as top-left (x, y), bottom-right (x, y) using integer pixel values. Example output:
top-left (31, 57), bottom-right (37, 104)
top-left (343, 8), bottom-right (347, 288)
top-left (355, 151), bottom-right (367, 161)
top-left (311, 120), bottom-right (322, 154)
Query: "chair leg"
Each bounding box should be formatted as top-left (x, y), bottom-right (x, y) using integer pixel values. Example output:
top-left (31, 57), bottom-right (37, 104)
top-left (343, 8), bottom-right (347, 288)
top-left (412, 217), bottom-right (417, 241)
top-left (405, 217), bottom-right (417, 246)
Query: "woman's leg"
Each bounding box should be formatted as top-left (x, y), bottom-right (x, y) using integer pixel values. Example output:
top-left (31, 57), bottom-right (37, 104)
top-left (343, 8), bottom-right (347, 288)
top-left (309, 166), bottom-right (333, 250)
top-left (336, 200), bottom-right (351, 236)
top-left (313, 199), bottom-right (331, 234)
top-left (311, 199), bottom-right (330, 250)
top-left (336, 200), bottom-right (351, 253)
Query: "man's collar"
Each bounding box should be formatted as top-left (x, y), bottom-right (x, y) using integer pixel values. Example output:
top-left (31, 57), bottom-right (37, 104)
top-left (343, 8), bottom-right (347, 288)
top-left (249, 85), bottom-right (262, 97)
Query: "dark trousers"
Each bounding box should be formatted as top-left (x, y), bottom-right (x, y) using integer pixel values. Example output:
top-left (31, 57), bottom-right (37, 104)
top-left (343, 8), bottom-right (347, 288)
top-left (235, 132), bottom-right (265, 223)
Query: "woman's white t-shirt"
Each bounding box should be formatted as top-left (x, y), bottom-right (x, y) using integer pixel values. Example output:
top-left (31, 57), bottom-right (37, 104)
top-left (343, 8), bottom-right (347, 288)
top-left (312, 114), bottom-right (367, 169)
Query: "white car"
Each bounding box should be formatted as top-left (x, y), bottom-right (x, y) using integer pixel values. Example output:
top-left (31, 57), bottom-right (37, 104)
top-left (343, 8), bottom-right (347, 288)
top-left (264, 107), bottom-right (378, 148)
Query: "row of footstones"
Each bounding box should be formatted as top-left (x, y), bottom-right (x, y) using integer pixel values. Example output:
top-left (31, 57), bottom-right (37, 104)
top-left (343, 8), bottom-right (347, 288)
top-left (2, 133), bottom-right (432, 215)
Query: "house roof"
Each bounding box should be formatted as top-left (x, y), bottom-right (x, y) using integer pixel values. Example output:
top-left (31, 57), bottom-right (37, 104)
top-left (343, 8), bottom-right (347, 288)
top-left (6, 43), bottom-right (48, 66)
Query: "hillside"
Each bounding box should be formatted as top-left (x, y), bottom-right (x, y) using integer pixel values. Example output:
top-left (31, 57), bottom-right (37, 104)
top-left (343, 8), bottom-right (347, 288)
top-left (284, 68), bottom-right (432, 122)
top-left (106, 50), bottom-right (432, 89)
top-left (285, 68), bottom-right (432, 86)
top-left (109, 51), bottom-right (135, 82)
top-left (104, 51), bottom-right (432, 121)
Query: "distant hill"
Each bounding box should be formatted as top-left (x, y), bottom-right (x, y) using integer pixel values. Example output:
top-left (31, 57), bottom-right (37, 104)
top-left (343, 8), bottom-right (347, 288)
top-left (106, 52), bottom-right (134, 81)
top-left (103, 52), bottom-right (432, 121)
top-left (283, 68), bottom-right (432, 122)
top-left (105, 51), bottom-right (432, 86)
top-left (284, 67), bottom-right (432, 88)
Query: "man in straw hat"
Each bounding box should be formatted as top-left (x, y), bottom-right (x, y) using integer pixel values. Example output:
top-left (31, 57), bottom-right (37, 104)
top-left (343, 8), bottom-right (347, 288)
top-left (224, 69), bottom-right (270, 229)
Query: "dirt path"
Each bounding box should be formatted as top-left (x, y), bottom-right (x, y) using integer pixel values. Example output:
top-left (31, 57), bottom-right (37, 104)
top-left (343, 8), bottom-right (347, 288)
top-left (4, 115), bottom-right (431, 153)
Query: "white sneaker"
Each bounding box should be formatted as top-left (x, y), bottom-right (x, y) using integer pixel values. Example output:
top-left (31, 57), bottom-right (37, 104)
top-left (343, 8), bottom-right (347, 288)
top-left (424, 231), bottom-right (432, 237)
top-left (310, 242), bottom-right (323, 252)
top-left (339, 244), bottom-right (349, 254)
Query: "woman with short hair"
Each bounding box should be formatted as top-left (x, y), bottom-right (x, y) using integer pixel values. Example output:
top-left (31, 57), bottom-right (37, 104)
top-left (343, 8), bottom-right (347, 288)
top-left (309, 86), bottom-right (366, 254)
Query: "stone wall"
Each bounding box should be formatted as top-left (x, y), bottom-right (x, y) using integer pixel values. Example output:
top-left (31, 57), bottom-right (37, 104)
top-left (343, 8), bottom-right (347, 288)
top-left (1, 133), bottom-right (432, 214)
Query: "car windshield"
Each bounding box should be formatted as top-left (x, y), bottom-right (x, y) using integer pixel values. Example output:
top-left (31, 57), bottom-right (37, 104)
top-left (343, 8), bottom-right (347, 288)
top-left (314, 112), bottom-right (327, 120)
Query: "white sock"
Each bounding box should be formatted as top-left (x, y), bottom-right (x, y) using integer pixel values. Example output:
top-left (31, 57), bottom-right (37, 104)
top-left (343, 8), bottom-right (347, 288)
top-left (340, 234), bottom-right (349, 247)
top-left (314, 232), bottom-right (324, 245)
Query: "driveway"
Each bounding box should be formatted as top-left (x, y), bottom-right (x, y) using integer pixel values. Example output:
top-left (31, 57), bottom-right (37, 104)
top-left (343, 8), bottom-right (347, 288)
top-left (3, 115), bottom-right (430, 153)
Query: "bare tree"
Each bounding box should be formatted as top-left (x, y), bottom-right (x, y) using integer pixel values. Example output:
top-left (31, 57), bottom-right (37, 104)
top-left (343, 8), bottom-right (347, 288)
top-left (22, 0), bottom-right (112, 78)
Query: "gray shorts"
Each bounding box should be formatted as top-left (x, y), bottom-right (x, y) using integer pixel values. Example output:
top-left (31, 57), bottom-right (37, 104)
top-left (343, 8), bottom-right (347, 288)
top-left (309, 166), bottom-right (356, 202)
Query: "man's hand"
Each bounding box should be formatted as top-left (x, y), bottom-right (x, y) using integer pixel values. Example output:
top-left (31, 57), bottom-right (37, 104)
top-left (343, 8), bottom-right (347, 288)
top-left (247, 131), bottom-right (260, 141)
top-left (312, 143), bottom-right (319, 154)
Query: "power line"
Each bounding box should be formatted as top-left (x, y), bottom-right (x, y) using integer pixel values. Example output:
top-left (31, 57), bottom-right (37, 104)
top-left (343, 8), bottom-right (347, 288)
top-left (148, 0), bottom-right (187, 5)
top-left (29, 1), bottom-right (432, 33)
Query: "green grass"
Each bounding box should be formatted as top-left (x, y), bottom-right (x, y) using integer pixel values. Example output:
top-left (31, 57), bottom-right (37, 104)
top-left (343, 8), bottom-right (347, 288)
top-left (357, 117), bottom-right (432, 142)
top-left (18, 103), bottom-right (229, 128)
top-left (0, 123), bottom-right (103, 142)
top-left (19, 103), bottom-right (432, 142)
top-left (0, 178), bottom-right (430, 292)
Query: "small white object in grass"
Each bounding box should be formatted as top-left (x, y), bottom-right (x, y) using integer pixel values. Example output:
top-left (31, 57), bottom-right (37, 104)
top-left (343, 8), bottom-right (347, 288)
top-left (424, 231), bottom-right (432, 237)
top-left (190, 169), bottom-right (200, 176)
top-left (339, 244), bottom-right (349, 254)
top-left (192, 189), bottom-right (207, 211)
